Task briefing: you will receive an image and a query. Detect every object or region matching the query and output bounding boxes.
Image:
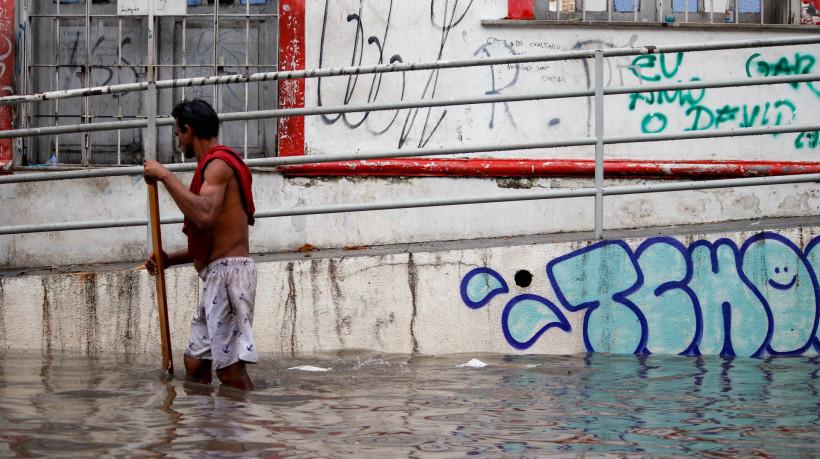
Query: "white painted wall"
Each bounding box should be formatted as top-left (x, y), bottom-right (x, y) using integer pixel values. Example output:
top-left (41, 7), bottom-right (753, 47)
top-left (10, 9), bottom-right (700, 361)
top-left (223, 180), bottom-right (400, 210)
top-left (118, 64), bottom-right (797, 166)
top-left (304, 1), bottom-right (820, 162)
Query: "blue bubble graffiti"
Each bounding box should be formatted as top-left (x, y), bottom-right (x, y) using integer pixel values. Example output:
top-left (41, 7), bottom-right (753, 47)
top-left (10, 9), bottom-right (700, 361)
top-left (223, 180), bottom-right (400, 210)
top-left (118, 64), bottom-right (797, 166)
top-left (502, 294), bottom-right (570, 350)
top-left (461, 267), bottom-right (509, 309)
top-left (461, 232), bottom-right (820, 357)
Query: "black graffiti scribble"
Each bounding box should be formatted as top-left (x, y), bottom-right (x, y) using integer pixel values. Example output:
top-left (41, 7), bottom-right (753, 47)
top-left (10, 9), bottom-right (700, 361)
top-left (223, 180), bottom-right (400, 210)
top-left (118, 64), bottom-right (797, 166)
top-left (399, 0), bottom-right (473, 149)
top-left (473, 41), bottom-right (519, 130)
top-left (573, 35), bottom-right (638, 136)
top-left (318, 0), bottom-right (405, 135)
top-left (317, 0), bottom-right (473, 149)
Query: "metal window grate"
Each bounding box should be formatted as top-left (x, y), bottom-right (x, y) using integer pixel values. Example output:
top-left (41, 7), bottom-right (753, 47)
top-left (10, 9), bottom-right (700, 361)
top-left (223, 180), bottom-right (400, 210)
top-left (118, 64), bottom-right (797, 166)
top-left (19, 0), bottom-right (279, 166)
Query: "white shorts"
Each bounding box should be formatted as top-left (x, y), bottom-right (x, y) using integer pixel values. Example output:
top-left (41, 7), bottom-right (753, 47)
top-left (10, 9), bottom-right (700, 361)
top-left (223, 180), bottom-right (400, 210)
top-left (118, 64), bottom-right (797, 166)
top-left (186, 257), bottom-right (258, 371)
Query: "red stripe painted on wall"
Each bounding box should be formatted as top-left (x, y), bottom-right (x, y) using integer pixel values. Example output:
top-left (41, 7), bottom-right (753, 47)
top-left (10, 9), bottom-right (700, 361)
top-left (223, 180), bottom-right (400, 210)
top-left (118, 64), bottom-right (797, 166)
top-left (508, 0), bottom-right (535, 19)
top-left (278, 159), bottom-right (820, 179)
top-left (0, 0), bottom-right (13, 173)
top-left (277, 0), bottom-right (306, 157)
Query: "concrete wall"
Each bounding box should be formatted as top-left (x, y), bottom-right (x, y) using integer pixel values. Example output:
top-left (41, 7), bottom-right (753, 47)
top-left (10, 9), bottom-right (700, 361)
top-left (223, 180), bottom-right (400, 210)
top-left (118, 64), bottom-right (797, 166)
top-left (3, 2), bottom-right (820, 271)
top-left (4, 172), bottom-right (820, 269)
top-left (1, 223), bottom-right (818, 357)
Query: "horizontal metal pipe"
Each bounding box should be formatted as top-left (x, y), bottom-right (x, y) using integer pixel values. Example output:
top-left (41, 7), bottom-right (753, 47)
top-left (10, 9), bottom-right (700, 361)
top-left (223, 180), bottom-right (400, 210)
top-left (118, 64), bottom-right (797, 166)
top-left (4, 172), bottom-right (820, 236)
top-left (0, 119), bottom-right (164, 139)
top-left (3, 35), bottom-right (818, 106)
top-left (606, 73), bottom-right (820, 96)
top-left (0, 163), bottom-right (191, 184)
top-left (278, 159), bottom-right (820, 178)
top-left (604, 123), bottom-right (820, 145)
top-left (3, 122), bottom-right (819, 184)
top-left (29, 13), bottom-right (278, 19)
top-left (4, 71), bottom-right (817, 140)
top-left (0, 218), bottom-right (157, 235)
top-left (603, 172), bottom-right (820, 196)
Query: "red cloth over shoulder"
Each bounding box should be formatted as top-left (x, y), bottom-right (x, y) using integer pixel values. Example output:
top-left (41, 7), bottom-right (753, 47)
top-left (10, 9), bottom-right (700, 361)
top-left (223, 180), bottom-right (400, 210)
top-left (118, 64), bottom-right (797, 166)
top-left (183, 145), bottom-right (255, 261)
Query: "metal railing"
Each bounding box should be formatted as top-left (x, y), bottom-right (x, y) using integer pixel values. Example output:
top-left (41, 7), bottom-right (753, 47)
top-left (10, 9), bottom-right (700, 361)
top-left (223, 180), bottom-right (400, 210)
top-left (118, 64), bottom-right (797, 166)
top-left (2, 35), bottom-right (820, 241)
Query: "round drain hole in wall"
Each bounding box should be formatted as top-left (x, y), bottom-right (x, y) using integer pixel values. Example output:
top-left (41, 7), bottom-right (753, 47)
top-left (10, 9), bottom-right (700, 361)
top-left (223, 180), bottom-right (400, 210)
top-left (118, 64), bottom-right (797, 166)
top-left (514, 270), bottom-right (533, 288)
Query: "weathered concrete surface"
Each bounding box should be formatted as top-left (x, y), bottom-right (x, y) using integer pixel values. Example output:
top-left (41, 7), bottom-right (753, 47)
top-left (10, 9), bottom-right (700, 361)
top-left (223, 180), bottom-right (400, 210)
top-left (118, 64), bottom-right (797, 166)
top-left (4, 171), bottom-right (820, 270)
top-left (2, 216), bottom-right (819, 357)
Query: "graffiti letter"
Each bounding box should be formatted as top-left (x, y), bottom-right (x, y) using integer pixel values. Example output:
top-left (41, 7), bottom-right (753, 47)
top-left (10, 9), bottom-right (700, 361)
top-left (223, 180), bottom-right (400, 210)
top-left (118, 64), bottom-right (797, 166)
top-left (740, 233), bottom-right (819, 355)
top-left (689, 240), bottom-right (768, 356)
top-left (547, 241), bottom-right (647, 354)
top-left (632, 238), bottom-right (699, 355)
top-left (641, 113), bottom-right (667, 133)
top-left (714, 105), bottom-right (740, 129)
top-left (685, 105), bottom-right (715, 131)
top-left (629, 55), bottom-right (660, 82)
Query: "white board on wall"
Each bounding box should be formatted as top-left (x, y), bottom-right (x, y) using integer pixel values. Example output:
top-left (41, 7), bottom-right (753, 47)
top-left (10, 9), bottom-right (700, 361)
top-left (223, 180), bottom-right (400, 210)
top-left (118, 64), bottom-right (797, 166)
top-left (118, 0), bottom-right (187, 16)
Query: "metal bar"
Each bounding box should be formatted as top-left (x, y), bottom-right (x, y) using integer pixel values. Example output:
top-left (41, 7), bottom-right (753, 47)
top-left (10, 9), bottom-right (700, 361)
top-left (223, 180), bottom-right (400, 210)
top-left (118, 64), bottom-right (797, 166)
top-left (609, 0), bottom-right (613, 21)
top-left (760, 0), bottom-right (764, 24)
top-left (28, 13), bottom-right (279, 19)
top-left (4, 121), bottom-right (820, 186)
top-left (280, 159), bottom-right (820, 178)
top-left (685, 0), bottom-right (689, 22)
top-left (634, 0), bottom-right (639, 22)
top-left (117, 16), bottom-right (123, 165)
top-left (594, 50), bottom-right (604, 239)
top-left (54, 10), bottom-right (60, 164)
top-left (17, 1), bottom-right (31, 166)
top-left (25, 63), bottom-right (269, 69)
top-left (602, 123), bottom-right (820, 145)
top-left (243, 0), bottom-right (250, 159)
top-left (710, 0), bottom-right (714, 22)
top-left (0, 119), bottom-right (156, 139)
top-left (5, 34), bottom-right (820, 107)
top-left (213, 0), bottom-right (220, 120)
top-left (82, 0), bottom-right (91, 165)
top-left (181, 14), bottom-right (187, 140)
top-left (5, 172), bottom-right (820, 236)
top-left (3, 71), bottom-right (818, 140)
top-left (8, 68), bottom-right (820, 120)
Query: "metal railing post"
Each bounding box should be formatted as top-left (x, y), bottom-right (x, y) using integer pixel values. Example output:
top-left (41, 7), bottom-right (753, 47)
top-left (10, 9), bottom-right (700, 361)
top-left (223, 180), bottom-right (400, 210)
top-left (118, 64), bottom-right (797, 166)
top-left (594, 49), bottom-right (604, 239)
top-left (145, 5), bottom-right (157, 253)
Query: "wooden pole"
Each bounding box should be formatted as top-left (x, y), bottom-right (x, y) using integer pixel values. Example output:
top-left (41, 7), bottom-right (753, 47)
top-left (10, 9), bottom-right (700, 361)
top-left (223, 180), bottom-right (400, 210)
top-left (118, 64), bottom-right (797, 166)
top-left (147, 179), bottom-right (174, 375)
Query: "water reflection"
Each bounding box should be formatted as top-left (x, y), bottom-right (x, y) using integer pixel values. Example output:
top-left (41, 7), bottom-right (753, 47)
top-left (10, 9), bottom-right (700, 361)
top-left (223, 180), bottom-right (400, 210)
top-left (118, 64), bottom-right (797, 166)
top-left (0, 351), bottom-right (817, 456)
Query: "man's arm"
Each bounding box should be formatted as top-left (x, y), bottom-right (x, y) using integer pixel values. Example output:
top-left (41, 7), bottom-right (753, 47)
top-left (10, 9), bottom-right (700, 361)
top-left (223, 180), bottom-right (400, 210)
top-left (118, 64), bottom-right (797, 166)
top-left (145, 248), bottom-right (192, 275)
top-left (144, 159), bottom-right (233, 229)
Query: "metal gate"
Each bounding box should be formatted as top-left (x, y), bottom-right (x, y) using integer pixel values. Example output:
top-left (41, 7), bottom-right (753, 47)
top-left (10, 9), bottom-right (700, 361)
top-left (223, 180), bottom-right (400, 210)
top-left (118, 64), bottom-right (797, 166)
top-left (16, 0), bottom-right (279, 166)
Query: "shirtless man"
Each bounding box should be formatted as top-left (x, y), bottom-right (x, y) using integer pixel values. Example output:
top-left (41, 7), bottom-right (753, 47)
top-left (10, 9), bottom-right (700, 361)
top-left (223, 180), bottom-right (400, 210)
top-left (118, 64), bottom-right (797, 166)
top-left (144, 99), bottom-right (257, 390)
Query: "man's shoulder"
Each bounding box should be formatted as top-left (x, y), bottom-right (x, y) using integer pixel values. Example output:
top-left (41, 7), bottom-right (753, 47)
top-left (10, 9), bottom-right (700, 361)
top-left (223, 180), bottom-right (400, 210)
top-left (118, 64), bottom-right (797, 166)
top-left (201, 156), bottom-right (237, 182)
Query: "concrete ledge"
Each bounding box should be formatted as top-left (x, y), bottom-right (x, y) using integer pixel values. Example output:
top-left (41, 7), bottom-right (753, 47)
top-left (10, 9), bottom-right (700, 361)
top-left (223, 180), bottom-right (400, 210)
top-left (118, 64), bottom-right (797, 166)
top-left (2, 216), bottom-right (820, 357)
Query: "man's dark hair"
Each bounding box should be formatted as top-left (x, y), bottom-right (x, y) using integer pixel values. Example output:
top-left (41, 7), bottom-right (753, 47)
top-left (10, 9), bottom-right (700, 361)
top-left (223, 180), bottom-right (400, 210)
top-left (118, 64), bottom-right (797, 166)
top-left (171, 99), bottom-right (219, 139)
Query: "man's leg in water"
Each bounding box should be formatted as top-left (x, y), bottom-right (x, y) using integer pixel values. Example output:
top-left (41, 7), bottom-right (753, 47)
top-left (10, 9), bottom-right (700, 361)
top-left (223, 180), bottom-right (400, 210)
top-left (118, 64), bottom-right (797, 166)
top-left (185, 354), bottom-right (213, 385)
top-left (216, 361), bottom-right (253, 390)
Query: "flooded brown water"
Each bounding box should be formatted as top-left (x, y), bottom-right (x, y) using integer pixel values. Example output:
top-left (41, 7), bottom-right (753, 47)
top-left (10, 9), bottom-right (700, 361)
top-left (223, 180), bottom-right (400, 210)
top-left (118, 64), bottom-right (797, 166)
top-left (0, 350), bottom-right (818, 457)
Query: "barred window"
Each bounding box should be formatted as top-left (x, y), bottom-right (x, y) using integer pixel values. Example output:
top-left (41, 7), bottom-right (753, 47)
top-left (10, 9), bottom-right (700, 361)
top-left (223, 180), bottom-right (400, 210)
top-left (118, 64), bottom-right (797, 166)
top-left (18, 0), bottom-right (279, 166)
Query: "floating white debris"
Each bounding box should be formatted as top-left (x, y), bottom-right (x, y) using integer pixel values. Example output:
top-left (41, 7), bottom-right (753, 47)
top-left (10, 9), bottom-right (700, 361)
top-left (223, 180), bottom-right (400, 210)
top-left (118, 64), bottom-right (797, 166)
top-left (457, 358), bottom-right (487, 368)
top-left (288, 365), bottom-right (330, 372)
